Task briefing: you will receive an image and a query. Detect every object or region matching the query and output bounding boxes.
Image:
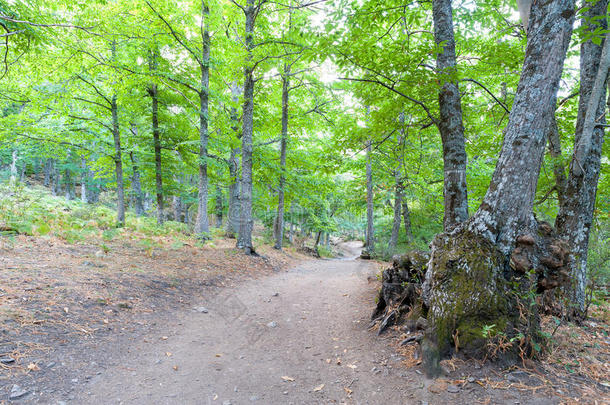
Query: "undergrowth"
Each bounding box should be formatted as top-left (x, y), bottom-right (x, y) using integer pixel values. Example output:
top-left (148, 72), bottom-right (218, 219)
top-left (0, 182), bottom-right (193, 245)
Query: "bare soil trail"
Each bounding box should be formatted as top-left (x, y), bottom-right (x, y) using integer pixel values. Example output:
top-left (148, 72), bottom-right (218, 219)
top-left (61, 241), bottom-right (559, 405)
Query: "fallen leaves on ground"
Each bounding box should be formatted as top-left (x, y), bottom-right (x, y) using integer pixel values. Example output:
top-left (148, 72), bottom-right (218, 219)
top-left (0, 232), bottom-right (302, 378)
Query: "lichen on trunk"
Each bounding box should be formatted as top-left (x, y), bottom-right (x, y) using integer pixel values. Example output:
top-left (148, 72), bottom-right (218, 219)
top-left (420, 221), bottom-right (571, 375)
top-left (423, 229), bottom-right (509, 360)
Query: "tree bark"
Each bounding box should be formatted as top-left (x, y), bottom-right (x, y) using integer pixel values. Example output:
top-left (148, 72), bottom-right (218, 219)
top-left (148, 55), bottom-right (164, 225)
top-left (19, 161), bottom-right (26, 182)
top-left (227, 83), bottom-right (241, 238)
top-left (9, 150), bottom-right (17, 186)
top-left (465, 1), bottom-right (574, 253)
top-left (129, 152), bottom-right (145, 216)
top-left (64, 168), bottom-right (75, 200)
top-left (388, 179), bottom-right (403, 252)
top-left (555, 0), bottom-right (608, 317)
top-left (80, 158), bottom-right (89, 203)
top-left (288, 202), bottom-right (295, 244)
top-left (44, 158), bottom-right (53, 187)
top-left (274, 62), bottom-right (290, 250)
top-left (421, 0), bottom-right (575, 374)
top-left (432, 0), bottom-right (469, 231)
top-left (389, 113), bottom-right (408, 251)
top-left (365, 138), bottom-right (374, 254)
top-left (238, 0), bottom-right (256, 255)
top-left (194, 1), bottom-right (211, 239)
top-left (111, 94), bottom-right (126, 226)
top-left (402, 197), bottom-right (413, 241)
top-left (215, 184), bottom-right (223, 227)
top-left (227, 146), bottom-right (241, 237)
top-left (173, 195), bottom-right (183, 222)
top-left (52, 165), bottom-right (60, 196)
top-left (184, 202), bottom-right (190, 224)
top-left (388, 133), bottom-right (405, 251)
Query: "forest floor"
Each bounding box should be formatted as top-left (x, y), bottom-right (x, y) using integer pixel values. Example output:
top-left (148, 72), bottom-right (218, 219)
top-left (0, 235), bottom-right (609, 404)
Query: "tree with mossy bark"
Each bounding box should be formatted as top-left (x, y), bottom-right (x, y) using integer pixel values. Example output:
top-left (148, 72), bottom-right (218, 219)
top-left (420, 0), bottom-right (577, 375)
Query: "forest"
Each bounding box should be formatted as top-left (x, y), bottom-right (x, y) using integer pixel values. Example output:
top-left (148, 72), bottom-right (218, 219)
top-left (0, 0), bottom-right (609, 403)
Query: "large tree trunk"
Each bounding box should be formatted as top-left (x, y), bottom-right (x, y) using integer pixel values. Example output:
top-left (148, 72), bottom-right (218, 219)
top-left (420, 0), bottom-right (575, 375)
top-left (555, 0), bottom-right (608, 318)
top-left (274, 62), bottom-right (290, 250)
top-left (130, 152), bottom-right (145, 216)
top-left (432, 0), bottom-right (469, 231)
top-left (464, 2), bottom-right (574, 253)
top-left (194, 3), bottom-right (211, 239)
top-left (111, 95), bottom-right (126, 227)
top-left (238, 0), bottom-right (256, 255)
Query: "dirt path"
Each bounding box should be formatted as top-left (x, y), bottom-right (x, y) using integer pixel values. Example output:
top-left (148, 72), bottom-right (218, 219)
top-left (61, 242), bottom-right (556, 405)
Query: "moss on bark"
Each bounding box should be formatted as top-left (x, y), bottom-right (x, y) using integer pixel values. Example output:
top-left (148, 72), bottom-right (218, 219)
top-left (424, 230), bottom-right (512, 358)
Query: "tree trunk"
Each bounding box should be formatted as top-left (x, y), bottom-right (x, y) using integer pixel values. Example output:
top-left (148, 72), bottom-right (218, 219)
top-left (52, 165), bottom-right (60, 196)
top-left (215, 184), bottom-right (223, 227)
top-left (33, 158), bottom-right (40, 176)
top-left (274, 62), bottom-right (290, 250)
top-left (80, 158), bottom-right (87, 203)
top-left (173, 195), bottom-right (182, 222)
top-left (194, 3), bottom-right (211, 239)
top-left (388, 117), bottom-right (405, 251)
top-left (421, 0), bottom-right (575, 374)
top-left (432, 0), bottom-right (469, 231)
top-left (19, 161), bottom-right (26, 182)
top-left (44, 158), bottom-right (53, 187)
top-left (365, 138), bottom-right (374, 255)
top-left (402, 197), bottom-right (413, 241)
top-left (288, 203), bottom-right (295, 244)
top-left (184, 203), bottom-right (190, 225)
top-left (9, 150), bottom-right (17, 186)
top-left (149, 69), bottom-right (164, 225)
top-left (111, 95), bottom-right (126, 226)
top-left (464, 2), bottom-right (574, 253)
top-left (555, 0), bottom-right (608, 318)
top-left (227, 146), bottom-right (241, 237)
top-left (64, 168), bottom-right (75, 200)
top-left (238, 0), bottom-right (256, 255)
top-left (130, 152), bottom-right (145, 216)
top-left (227, 83), bottom-right (241, 238)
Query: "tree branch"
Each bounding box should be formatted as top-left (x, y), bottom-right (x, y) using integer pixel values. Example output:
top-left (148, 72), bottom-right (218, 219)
top-left (340, 77), bottom-right (438, 125)
top-left (462, 78), bottom-right (510, 114)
